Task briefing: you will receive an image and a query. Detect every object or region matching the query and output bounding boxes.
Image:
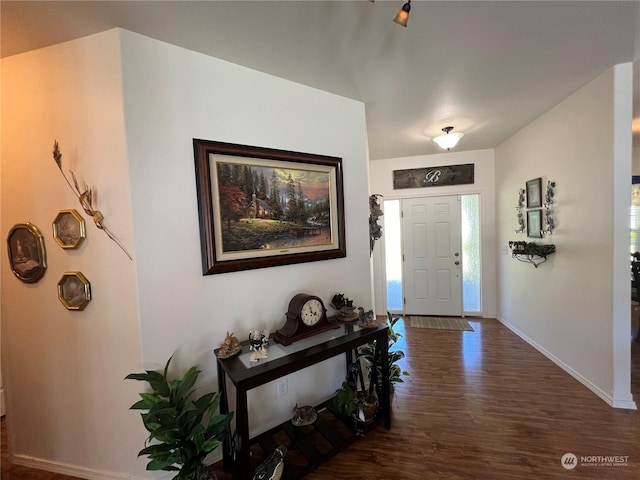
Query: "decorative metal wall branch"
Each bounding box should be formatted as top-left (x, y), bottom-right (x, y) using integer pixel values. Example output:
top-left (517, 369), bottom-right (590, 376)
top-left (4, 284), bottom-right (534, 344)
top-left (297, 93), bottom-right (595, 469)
top-left (542, 181), bottom-right (556, 235)
top-left (51, 141), bottom-right (132, 260)
top-left (515, 188), bottom-right (525, 234)
top-left (369, 194), bottom-right (383, 255)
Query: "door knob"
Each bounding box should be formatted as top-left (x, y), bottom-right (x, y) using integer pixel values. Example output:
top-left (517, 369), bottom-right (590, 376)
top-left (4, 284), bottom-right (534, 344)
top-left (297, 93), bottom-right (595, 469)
top-left (455, 261), bottom-right (460, 265)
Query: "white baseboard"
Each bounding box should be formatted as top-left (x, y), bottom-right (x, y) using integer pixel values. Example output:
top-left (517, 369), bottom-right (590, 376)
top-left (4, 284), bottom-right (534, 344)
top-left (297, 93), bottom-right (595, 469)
top-left (13, 454), bottom-right (142, 480)
top-left (496, 316), bottom-right (637, 411)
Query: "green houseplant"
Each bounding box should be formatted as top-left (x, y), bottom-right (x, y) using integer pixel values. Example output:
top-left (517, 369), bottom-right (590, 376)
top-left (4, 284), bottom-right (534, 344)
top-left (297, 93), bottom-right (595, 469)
top-left (334, 378), bottom-right (378, 423)
top-left (125, 356), bottom-right (233, 480)
top-left (358, 311), bottom-right (409, 393)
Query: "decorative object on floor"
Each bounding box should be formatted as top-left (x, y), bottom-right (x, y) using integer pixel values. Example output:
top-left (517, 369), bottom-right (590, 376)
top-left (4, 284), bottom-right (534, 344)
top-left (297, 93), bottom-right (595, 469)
top-left (393, 0), bottom-right (411, 27)
top-left (217, 331), bottom-right (241, 359)
top-left (359, 312), bottom-right (409, 391)
top-left (526, 177), bottom-right (542, 208)
top-left (357, 307), bottom-right (378, 328)
top-left (515, 188), bottom-right (525, 233)
top-left (433, 126), bottom-right (464, 151)
top-left (507, 241), bottom-right (556, 268)
top-left (57, 271), bottom-right (91, 311)
top-left (331, 293), bottom-right (357, 320)
top-left (409, 316), bottom-right (474, 332)
top-left (193, 139), bottom-right (345, 275)
top-left (542, 180), bottom-right (556, 235)
top-left (52, 209), bottom-right (86, 249)
top-left (292, 404), bottom-right (317, 427)
top-left (51, 141), bottom-right (132, 260)
top-left (249, 329), bottom-right (270, 363)
top-left (6, 222), bottom-right (47, 283)
top-left (253, 445), bottom-right (287, 480)
top-left (369, 194), bottom-right (383, 255)
top-left (393, 163), bottom-right (474, 189)
top-left (125, 355), bottom-right (233, 480)
top-left (275, 293), bottom-right (339, 345)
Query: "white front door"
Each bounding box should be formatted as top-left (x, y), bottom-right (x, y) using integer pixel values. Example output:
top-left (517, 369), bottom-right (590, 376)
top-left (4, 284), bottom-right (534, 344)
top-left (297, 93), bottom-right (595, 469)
top-left (402, 196), bottom-right (462, 316)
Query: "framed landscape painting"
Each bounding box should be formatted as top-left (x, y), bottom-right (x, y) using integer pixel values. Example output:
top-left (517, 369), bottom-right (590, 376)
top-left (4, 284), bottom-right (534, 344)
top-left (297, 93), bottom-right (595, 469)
top-left (193, 139), bottom-right (346, 275)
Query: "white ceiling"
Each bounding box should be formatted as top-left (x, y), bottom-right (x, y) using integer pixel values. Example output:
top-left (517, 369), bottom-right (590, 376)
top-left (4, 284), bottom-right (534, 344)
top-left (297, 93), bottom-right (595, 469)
top-left (2, 0), bottom-right (639, 160)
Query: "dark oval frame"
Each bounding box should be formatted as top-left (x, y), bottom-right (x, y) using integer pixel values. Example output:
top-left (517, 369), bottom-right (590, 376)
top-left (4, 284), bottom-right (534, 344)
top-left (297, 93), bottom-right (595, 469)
top-left (7, 222), bottom-right (47, 283)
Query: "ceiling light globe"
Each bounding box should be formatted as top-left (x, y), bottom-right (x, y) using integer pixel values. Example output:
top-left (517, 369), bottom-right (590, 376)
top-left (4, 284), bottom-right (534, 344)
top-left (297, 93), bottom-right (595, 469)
top-left (433, 132), bottom-right (463, 150)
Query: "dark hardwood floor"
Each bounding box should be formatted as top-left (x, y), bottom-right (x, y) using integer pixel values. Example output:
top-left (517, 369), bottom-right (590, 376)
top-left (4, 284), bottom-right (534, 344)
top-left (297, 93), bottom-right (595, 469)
top-left (3, 317), bottom-right (640, 479)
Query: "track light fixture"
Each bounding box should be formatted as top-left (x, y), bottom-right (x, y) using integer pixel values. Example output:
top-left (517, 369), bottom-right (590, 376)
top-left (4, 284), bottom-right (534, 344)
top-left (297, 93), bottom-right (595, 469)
top-left (433, 126), bottom-right (464, 151)
top-left (393, 0), bottom-right (411, 27)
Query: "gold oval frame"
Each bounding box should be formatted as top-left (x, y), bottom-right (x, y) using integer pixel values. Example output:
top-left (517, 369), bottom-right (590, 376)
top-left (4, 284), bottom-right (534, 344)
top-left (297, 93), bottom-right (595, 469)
top-left (52, 209), bottom-right (86, 249)
top-left (6, 222), bottom-right (47, 283)
top-left (57, 271), bottom-right (92, 311)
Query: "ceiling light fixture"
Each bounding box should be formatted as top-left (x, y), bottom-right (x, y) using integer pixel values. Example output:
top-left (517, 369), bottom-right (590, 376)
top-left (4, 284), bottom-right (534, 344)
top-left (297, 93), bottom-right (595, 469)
top-left (393, 0), bottom-right (411, 27)
top-left (433, 126), bottom-right (464, 151)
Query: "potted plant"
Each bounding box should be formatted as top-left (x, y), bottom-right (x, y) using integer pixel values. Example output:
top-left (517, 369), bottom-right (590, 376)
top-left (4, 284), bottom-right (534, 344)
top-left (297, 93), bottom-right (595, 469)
top-left (334, 359), bottom-right (378, 425)
top-left (358, 311), bottom-right (409, 397)
top-left (125, 355), bottom-right (233, 480)
top-left (334, 378), bottom-right (378, 423)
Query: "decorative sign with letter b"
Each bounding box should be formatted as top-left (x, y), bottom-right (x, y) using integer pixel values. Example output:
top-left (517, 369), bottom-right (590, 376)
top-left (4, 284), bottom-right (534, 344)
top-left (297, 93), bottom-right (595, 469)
top-left (393, 163), bottom-right (474, 190)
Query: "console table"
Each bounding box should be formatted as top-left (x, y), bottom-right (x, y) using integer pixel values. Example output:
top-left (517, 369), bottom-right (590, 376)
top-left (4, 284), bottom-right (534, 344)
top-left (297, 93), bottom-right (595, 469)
top-left (215, 322), bottom-right (390, 479)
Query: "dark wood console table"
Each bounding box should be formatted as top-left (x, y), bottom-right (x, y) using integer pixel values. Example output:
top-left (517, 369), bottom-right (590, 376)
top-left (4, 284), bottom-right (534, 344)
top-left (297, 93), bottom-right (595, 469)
top-left (214, 322), bottom-right (390, 479)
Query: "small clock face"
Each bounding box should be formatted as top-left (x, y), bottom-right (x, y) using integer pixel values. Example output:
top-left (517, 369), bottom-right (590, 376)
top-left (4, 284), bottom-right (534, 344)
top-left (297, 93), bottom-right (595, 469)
top-left (301, 298), bottom-right (324, 326)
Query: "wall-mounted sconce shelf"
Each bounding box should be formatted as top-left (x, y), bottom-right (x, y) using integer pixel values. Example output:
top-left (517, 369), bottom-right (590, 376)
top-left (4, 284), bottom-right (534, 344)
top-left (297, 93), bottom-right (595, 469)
top-left (508, 241), bottom-right (556, 268)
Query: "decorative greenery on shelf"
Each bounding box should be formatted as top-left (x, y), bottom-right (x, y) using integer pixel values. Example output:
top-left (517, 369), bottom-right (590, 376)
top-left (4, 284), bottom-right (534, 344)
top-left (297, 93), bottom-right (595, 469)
top-left (508, 241), bottom-right (556, 258)
top-left (508, 241), bottom-right (556, 268)
top-left (358, 312), bottom-right (409, 390)
top-left (125, 356), bottom-right (233, 480)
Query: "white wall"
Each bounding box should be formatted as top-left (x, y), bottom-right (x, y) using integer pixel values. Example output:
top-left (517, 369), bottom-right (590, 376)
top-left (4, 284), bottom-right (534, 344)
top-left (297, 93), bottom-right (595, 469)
top-left (369, 149), bottom-right (497, 317)
top-left (1, 29), bottom-right (372, 479)
top-left (120, 29), bottom-right (372, 437)
top-left (495, 64), bottom-right (636, 409)
top-left (1, 30), bottom-right (145, 478)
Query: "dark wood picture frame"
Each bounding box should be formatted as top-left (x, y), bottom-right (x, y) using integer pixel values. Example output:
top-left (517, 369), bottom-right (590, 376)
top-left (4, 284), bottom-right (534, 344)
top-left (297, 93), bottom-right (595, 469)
top-left (526, 177), bottom-right (542, 208)
top-left (7, 222), bottom-right (47, 283)
top-left (527, 209), bottom-right (543, 238)
top-left (193, 139), bottom-right (346, 275)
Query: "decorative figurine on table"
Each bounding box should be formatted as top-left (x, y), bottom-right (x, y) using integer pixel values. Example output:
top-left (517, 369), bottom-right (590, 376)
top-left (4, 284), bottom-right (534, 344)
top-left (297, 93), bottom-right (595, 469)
top-left (253, 445), bottom-right (287, 480)
top-left (249, 329), bottom-right (270, 363)
top-left (217, 331), bottom-right (241, 359)
top-left (357, 307), bottom-right (378, 328)
top-left (331, 293), bottom-right (358, 321)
